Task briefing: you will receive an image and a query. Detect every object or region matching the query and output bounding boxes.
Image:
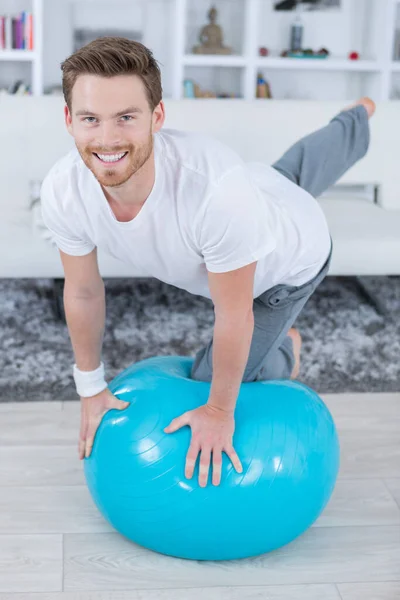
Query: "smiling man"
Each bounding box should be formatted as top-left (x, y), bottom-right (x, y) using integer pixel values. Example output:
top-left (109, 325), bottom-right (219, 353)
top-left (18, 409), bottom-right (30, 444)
top-left (40, 37), bottom-right (374, 488)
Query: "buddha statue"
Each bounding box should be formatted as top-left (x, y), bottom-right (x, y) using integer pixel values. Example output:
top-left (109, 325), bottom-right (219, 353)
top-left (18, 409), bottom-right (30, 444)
top-left (192, 5), bottom-right (232, 55)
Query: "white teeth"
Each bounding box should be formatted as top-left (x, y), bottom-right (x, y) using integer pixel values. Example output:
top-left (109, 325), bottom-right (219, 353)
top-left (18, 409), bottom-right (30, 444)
top-left (96, 152), bottom-right (126, 162)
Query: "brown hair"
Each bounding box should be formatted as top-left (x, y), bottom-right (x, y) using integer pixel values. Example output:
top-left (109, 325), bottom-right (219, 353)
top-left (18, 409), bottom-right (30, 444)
top-left (61, 36), bottom-right (163, 112)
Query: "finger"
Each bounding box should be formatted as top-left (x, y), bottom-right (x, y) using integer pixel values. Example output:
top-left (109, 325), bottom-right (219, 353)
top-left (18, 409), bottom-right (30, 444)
top-left (199, 447), bottom-right (212, 488)
top-left (85, 421), bottom-right (99, 458)
top-left (225, 445), bottom-right (243, 474)
top-left (78, 419), bottom-right (87, 460)
top-left (112, 393), bottom-right (129, 411)
top-left (85, 435), bottom-right (94, 458)
top-left (78, 438), bottom-right (86, 460)
top-left (115, 399), bottom-right (130, 410)
top-left (185, 441), bottom-right (200, 479)
top-left (212, 449), bottom-right (223, 486)
top-left (164, 413), bottom-right (190, 434)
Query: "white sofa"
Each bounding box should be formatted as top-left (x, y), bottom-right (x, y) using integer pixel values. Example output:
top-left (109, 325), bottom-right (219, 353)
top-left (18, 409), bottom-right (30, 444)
top-left (2, 96), bottom-right (400, 279)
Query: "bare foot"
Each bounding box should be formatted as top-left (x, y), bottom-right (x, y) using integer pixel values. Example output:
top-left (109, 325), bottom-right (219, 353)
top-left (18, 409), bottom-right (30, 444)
top-left (344, 96), bottom-right (376, 119)
top-left (287, 327), bottom-right (302, 380)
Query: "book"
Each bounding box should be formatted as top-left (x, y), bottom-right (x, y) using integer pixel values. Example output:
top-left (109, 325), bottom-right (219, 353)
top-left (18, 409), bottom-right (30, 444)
top-left (0, 11), bottom-right (34, 50)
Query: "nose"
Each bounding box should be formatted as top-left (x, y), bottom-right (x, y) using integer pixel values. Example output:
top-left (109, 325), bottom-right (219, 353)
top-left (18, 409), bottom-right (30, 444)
top-left (97, 121), bottom-right (122, 150)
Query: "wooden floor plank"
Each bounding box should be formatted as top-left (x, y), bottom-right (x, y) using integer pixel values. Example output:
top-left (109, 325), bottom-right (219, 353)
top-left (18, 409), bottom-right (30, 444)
top-left (63, 527), bottom-right (400, 591)
top-left (0, 583), bottom-right (341, 600)
top-left (0, 534), bottom-right (62, 593)
top-left (0, 446), bottom-right (84, 486)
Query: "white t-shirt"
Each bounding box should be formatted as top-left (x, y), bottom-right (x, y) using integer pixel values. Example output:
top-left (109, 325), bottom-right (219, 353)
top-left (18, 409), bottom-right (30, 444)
top-left (40, 128), bottom-right (331, 300)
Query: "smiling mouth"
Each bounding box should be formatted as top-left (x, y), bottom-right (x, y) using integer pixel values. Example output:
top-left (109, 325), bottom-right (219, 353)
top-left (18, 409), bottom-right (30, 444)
top-left (93, 152), bottom-right (128, 165)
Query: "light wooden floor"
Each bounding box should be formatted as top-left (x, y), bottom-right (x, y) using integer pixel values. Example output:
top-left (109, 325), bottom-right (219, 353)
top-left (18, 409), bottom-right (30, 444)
top-left (0, 393), bottom-right (399, 599)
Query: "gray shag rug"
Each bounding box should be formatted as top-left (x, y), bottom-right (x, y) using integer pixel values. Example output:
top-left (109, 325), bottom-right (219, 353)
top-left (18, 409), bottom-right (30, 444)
top-left (1, 276), bottom-right (399, 402)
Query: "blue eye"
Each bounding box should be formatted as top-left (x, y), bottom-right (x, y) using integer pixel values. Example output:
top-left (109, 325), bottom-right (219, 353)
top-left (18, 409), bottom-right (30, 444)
top-left (83, 115), bottom-right (133, 123)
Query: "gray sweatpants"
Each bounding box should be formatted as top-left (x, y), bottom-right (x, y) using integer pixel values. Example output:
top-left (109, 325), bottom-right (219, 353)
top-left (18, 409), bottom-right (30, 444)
top-left (191, 104), bottom-right (370, 382)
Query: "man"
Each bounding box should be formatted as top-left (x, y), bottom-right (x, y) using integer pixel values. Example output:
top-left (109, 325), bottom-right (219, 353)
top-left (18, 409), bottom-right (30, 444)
top-left (40, 37), bottom-right (374, 488)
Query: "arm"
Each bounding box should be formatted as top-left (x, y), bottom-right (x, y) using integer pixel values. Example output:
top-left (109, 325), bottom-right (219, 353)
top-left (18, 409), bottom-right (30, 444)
top-left (207, 261), bottom-right (257, 413)
top-left (196, 167), bottom-right (275, 412)
top-left (164, 166), bottom-right (272, 486)
top-left (164, 260), bottom-right (256, 487)
top-left (40, 173), bottom-right (129, 457)
top-left (60, 248), bottom-right (129, 459)
top-left (60, 247), bottom-right (105, 371)
top-left (40, 175), bottom-right (104, 367)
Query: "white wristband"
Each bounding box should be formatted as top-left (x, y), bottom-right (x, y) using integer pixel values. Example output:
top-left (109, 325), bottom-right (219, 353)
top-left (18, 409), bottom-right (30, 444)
top-left (73, 361), bottom-right (108, 398)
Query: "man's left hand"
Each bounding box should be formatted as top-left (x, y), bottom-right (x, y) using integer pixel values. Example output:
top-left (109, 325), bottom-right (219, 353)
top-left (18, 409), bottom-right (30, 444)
top-left (164, 404), bottom-right (243, 487)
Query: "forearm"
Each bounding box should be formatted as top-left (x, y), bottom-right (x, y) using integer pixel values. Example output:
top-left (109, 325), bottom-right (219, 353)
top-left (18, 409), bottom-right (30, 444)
top-left (208, 311), bottom-right (254, 412)
top-left (63, 283), bottom-right (105, 371)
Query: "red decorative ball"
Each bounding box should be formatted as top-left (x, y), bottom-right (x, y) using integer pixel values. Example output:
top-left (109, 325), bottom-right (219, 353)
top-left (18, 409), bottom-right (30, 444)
top-left (259, 46), bottom-right (269, 57)
top-left (349, 51), bottom-right (359, 60)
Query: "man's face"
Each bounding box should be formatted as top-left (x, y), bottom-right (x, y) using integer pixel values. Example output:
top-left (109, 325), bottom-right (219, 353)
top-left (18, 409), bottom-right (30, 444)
top-left (65, 74), bottom-right (163, 188)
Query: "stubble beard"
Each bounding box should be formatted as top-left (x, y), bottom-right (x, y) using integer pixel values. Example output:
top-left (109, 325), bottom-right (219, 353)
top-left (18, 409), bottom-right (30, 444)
top-left (78, 132), bottom-right (154, 188)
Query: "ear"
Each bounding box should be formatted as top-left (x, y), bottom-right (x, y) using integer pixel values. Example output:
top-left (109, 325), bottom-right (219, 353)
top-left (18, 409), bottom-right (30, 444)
top-left (152, 100), bottom-right (165, 134)
top-left (64, 104), bottom-right (73, 136)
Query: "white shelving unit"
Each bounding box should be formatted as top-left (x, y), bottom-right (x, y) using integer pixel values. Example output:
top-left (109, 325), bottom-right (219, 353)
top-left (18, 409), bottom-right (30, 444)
top-left (1, 0), bottom-right (400, 100)
top-left (183, 55), bottom-right (247, 67)
top-left (0, 49), bottom-right (36, 60)
top-left (255, 57), bottom-right (381, 72)
top-left (175, 0), bottom-right (400, 100)
top-left (0, 0), bottom-right (43, 95)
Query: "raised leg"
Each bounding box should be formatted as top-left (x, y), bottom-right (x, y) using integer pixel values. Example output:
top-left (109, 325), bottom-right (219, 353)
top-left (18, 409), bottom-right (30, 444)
top-left (272, 101), bottom-right (372, 198)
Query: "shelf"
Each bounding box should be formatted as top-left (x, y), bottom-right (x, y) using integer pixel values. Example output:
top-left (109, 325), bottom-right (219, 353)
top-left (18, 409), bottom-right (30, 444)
top-left (256, 57), bottom-right (381, 72)
top-left (0, 50), bottom-right (37, 61)
top-left (183, 55), bottom-right (246, 67)
top-left (392, 62), bottom-right (400, 72)
top-left (183, 55), bottom-right (381, 72)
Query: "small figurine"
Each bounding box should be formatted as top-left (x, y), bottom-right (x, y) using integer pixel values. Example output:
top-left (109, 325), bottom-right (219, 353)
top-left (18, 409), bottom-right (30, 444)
top-left (192, 5), bottom-right (232, 55)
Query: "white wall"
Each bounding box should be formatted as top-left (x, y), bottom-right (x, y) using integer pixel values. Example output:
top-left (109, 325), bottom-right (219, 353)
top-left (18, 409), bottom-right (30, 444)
top-left (393, 74), bottom-right (400, 99)
top-left (43, 0), bottom-right (73, 92)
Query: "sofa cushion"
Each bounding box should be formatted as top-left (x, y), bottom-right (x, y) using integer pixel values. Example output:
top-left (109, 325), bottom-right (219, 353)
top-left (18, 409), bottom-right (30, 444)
top-left (320, 198), bottom-right (400, 275)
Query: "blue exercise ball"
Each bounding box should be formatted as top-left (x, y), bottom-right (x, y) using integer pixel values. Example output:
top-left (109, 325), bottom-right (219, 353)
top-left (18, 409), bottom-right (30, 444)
top-left (84, 355), bottom-right (340, 561)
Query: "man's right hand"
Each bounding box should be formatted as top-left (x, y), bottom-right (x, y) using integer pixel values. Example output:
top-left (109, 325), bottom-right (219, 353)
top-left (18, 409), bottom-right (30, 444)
top-left (79, 388), bottom-right (129, 460)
